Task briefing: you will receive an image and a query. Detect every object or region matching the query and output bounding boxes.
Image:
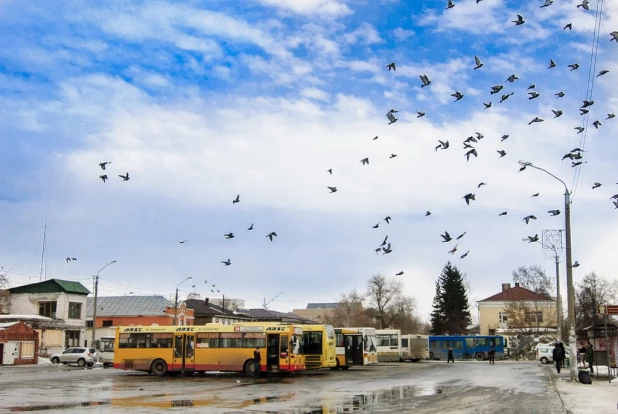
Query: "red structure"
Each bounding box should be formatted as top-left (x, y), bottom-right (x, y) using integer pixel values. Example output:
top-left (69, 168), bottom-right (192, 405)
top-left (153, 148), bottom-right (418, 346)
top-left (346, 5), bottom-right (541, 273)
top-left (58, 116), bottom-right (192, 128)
top-left (0, 321), bottom-right (39, 365)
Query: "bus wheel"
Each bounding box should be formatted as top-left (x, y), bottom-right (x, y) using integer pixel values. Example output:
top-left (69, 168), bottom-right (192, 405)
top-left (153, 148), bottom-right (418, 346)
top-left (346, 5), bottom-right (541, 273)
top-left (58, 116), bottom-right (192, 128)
top-left (243, 360), bottom-right (255, 377)
top-left (330, 359), bottom-right (340, 370)
top-left (151, 359), bottom-right (168, 377)
top-left (341, 366), bottom-right (350, 370)
top-left (475, 353), bottom-right (485, 361)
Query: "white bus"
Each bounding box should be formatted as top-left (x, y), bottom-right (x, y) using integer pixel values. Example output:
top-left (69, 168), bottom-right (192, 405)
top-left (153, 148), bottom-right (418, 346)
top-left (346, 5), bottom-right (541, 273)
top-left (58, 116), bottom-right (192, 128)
top-left (375, 329), bottom-right (402, 362)
top-left (96, 336), bottom-right (115, 367)
top-left (403, 334), bottom-right (429, 362)
top-left (339, 327), bottom-right (378, 365)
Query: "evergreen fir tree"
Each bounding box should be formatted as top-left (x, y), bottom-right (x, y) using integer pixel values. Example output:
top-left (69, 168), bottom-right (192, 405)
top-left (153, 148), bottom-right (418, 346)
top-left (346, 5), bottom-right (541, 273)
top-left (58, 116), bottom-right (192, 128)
top-left (430, 279), bottom-right (446, 334)
top-left (439, 262), bottom-right (472, 334)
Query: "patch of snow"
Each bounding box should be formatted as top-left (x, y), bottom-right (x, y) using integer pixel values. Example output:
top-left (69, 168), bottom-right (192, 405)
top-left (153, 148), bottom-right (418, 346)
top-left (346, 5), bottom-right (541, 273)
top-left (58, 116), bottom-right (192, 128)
top-left (37, 357), bottom-right (52, 365)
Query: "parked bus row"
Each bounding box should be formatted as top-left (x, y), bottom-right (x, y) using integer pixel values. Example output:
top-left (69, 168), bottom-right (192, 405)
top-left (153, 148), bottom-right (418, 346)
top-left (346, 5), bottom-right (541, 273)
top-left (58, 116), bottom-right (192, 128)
top-left (111, 323), bottom-right (504, 377)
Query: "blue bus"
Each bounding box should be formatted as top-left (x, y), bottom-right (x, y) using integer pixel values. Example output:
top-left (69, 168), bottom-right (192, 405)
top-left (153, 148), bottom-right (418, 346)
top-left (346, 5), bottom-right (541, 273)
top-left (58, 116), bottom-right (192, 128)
top-left (428, 335), bottom-right (505, 361)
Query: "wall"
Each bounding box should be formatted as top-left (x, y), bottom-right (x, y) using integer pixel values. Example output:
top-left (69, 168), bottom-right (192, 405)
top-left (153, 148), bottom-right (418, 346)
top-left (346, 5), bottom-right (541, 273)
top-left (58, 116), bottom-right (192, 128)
top-left (10, 292), bottom-right (87, 328)
top-left (292, 308), bottom-right (333, 322)
top-left (479, 301), bottom-right (557, 336)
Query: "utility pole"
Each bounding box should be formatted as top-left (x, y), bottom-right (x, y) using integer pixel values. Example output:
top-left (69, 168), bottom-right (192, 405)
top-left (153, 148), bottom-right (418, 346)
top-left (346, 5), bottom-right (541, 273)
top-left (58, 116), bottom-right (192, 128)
top-left (540, 230), bottom-right (563, 342)
top-left (91, 260), bottom-right (116, 350)
top-left (174, 277), bottom-right (192, 325)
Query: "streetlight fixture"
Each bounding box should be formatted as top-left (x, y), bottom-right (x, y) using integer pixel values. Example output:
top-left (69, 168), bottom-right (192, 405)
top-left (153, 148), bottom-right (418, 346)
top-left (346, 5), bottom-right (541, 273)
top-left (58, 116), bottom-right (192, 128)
top-left (173, 277), bottom-right (192, 326)
top-left (519, 160), bottom-right (577, 381)
top-left (91, 260), bottom-right (117, 350)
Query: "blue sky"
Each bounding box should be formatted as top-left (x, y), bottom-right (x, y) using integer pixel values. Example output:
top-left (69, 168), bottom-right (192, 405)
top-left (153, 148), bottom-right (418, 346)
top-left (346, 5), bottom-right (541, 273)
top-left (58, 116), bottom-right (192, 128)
top-left (1, 0), bottom-right (617, 320)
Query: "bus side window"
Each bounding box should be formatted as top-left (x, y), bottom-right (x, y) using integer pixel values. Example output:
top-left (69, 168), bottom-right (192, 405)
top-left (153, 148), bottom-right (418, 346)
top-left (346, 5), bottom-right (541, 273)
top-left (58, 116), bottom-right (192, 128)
top-left (281, 335), bottom-right (289, 356)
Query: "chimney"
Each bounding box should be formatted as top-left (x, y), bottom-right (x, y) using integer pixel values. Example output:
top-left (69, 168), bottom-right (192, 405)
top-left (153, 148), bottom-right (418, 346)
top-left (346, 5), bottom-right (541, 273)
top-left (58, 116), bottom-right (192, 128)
top-left (204, 298), bottom-right (209, 307)
top-left (502, 283), bottom-right (511, 292)
top-left (514, 282), bottom-right (520, 288)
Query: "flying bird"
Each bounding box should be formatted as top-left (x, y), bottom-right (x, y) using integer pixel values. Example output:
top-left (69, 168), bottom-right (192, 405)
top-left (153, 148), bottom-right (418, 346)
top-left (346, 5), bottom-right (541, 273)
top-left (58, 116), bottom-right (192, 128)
top-left (593, 120), bottom-right (602, 129)
top-left (598, 70), bottom-right (609, 77)
top-left (564, 23), bottom-right (572, 30)
top-left (99, 162), bottom-right (111, 170)
top-left (528, 91), bottom-right (540, 100)
top-left (446, 0), bottom-right (455, 9)
top-left (607, 113), bottom-right (616, 120)
top-left (382, 243), bottom-right (392, 254)
top-left (483, 102), bottom-right (492, 109)
top-left (575, 126), bottom-right (585, 134)
top-left (506, 74), bottom-right (519, 83)
top-left (386, 111), bottom-right (398, 124)
top-left (65, 258), bottom-right (75, 263)
top-left (451, 91), bottom-right (464, 101)
top-left (555, 91), bottom-right (566, 98)
top-left (456, 231), bottom-right (466, 240)
top-left (389, 154), bottom-right (398, 159)
top-left (248, 223), bottom-right (254, 230)
top-left (581, 100), bottom-right (594, 108)
top-left (499, 211), bottom-right (508, 216)
top-left (179, 240), bottom-right (187, 244)
top-left (474, 56), bottom-right (483, 70)
top-left (490, 85), bottom-right (504, 94)
top-left (460, 251), bottom-right (470, 259)
top-left (373, 136), bottom-right (378, 140)
top-left (221, 259), bottom-right (231, 266)
top-left (500, 92), bottom-right (514, 103)
top-left (512, 14), bottom-right (525, 26)
top-left (548, 209), bottom-right (561, 216)
top-left (441, 231), bottom-right (452, 242)
top-left (541, 0), bottom-right (553, 7)
top-left (501, 135), bottom-right (509, 142)
top-left (580, 108), bottom-right (589, 116)
top-left (549, 59), bottom-right (556, 68)
top-left (464, 148), bottom-right (478, 161)
top-left (592, 183), bottom-right (602, 189)
top-left (380, 236), bottom-right (388, 247)
top-left (327, 186), bottom-right (337, 193)
top-left (527, 84), bottom-right (536, 90)
top-left (425, 211), bottom-right (431, 216)
top-left (611, 31), bottom-right (618, 42)
top-left (577, 0), bottom-right (590, 10)
top-left (118, 173), bottom-right (130, 181)
top-left (552, 109), bottom-right (563, 118)
top-left (531, 193), bottom-right (539, 197)
top-left (417, 111), bottom-right (426, 118)
top-left (463, 193), bottom-right (476, 205)
top-left (233, 194), bottom-right (240, 204)
top-left (497, 150), bottom-right (507, 158)
top-left (573, 261), bottom-right (580, 267)
top-left (327, 168), bottom-right (333, 175)
top-left (395, 271), bottom-right (404, 276)
top-left (527, 234), bottom-right (539, 243)
top-left (435, 140), bottom-right (449, 151)
top-left (99, 175), bottom-right (108, 182)
top-left (529, 117), bottom-right (544, 125)
top-left (478, 182), bottom-right (486, 188)
top-left (266, 232), bottom-right (277, 241)
top-left (360, 158), bottom-right (369, 165)
top-left (386, 62), bottom-right (396, 71)
top-left (449, 244), bottom-right (458, 255)
top-left (523, 215), bottom-right (537, 224)
top-left (224, 233), bottom-right (235, 239)
top-left (372, 222), bottom-right (380, 229)
top-left (568, 63), bottom-right (580, 71)
top-left (420, 74), bottom-right (432, 87)
top-left (384, 216), bottom-right (392, 224)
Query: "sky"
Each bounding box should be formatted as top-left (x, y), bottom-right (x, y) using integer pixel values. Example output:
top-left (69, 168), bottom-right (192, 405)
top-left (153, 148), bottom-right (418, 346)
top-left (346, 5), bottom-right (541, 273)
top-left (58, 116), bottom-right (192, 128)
top-left (1, 0), bottom-right (617, 322)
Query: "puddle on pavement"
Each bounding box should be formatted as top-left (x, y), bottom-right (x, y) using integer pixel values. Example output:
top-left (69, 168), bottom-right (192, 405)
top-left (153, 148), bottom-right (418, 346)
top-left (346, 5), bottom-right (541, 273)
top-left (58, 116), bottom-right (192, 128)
top-left (9, 401), bottom-right (111, 411)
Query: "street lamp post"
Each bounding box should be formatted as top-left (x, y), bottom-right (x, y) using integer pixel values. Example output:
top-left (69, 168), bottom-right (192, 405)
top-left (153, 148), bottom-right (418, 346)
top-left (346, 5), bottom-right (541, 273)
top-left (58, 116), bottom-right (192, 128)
top-left (91, 260), bottom-right (117, 351)
top-left (519, 160), bottom-right (577, 382)
top-left (173, 277), bottom-right (192, 326)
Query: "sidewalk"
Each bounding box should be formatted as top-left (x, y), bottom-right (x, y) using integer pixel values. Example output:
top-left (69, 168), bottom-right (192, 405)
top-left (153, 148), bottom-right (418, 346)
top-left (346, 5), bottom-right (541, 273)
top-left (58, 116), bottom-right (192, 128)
top-left (548, 365), bottom-right (617, 414)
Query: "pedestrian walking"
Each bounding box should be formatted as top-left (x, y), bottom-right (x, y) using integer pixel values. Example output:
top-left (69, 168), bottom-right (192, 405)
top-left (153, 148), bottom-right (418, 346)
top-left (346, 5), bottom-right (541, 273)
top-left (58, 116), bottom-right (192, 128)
top-left (585, 341), bottom-right (595, 374)
top-left (552, 342), bottom-right (565, 374)
top-left (447, 347), bottom-right (454, 363)
top-left (488, 346), bottom-right (496, 364)
top-left (253, 347), bottom-right (261, 378)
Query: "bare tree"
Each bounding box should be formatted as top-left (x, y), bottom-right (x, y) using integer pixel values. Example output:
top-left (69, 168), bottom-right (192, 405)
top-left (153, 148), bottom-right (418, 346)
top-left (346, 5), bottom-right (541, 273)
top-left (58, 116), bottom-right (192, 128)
top-left (0, 267), bottom-right (8, 289)
top-left (504, 298), bottom-right (557, 335)
top-left (512, 265), bottom-right (553, 295)
top-left (576, 272), bottom-right (617, 329)
top-left (326, 290), bottom-right (371, 327)
top-left (365, 274), bottom-right (416, 329)
top-left (0, 268), bottom-right (10, 314)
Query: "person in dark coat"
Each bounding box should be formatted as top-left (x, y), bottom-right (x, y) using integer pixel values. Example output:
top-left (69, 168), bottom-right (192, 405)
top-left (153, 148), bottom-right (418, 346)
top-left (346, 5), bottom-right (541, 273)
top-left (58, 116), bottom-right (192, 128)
top-left (488, 346), bottom-right (496, 364)
top-left (253, 347), bottom-right (261, 378)
top-left (552, 342), bottom-right (565, 374)
top-left (447, 347), bottom-right (454, 363)
top-left (586, 341), bottom-right (595, 373)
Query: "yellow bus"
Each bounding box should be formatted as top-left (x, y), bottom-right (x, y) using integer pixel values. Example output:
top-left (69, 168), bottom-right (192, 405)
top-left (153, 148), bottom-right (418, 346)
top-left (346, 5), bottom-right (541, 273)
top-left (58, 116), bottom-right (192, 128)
top-left (299, 324), bottom-right (336, 369)
top-left (113, 323), bottom-right (305, 376)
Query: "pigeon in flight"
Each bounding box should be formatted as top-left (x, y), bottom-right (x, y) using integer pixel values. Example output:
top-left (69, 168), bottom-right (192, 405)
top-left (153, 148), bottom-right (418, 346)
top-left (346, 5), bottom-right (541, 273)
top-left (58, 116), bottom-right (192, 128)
top-left (598, 70), bottom-right (609, 77)
top-left (386, 62), bottom-right (396, 71)
top-left (248, 223), bottom-right (254, 230)
top-left (382, 243), bottom-right (392, 254)
top-left (266, 232), bottom-right (277, 241)
top-left (360, 158), bottom-right (369, 165)
top-left (611, 31), bottom-right (618, 42)
top-left (581, 100), bottom-right (594, 108)
top-left (389, 154), bottom-right (398, 159)
top-left (118, 173), bottom-right (130, 181)
top-left (478, 182), bottom-right (486, 188)
top-left (460, 251), bottom-right (470, 259)
top-left (179, 240), bottom-right (187, 244)
top-left (523, 215), bottom-right (537, 224)
top-left (446, 0), bottom-right (455, 9)
top-left (529, 117), bottom-right (544, 125)
top-left (497, 150), bottom-right (507, 158)
top-left (531, 193), bottom-right (539, 197)
top-left (573, 261), bottom-right (580, 267)
top-left (221, 259), bottom-right (231, 266)
top-left (327, 186), bottom-right (337, 193)
top-left (327, 169), bottom-right (333, 175)
top-left (593, 120), bottom-right (602, 129)
top-left (568, 63), bottom-right (580, 71)
top-left (528, 91), bottom-right (540, 100)
top-left (552, 109), bottom-right (563, 118)
top-left (425, 211), bottom-right (431, 216)
top-left (501, 135), bottom-right (509, 142)
top-left (577, 0), bottom-right (590, 10)
top-left (373, 136), bottom-right (378, 140)
top-left (224, 233), bottom-right (235, 239)
top-left (548, 210), bottom-right (561, 216)
top-left (592, 182), bottom-right (602, 189)
top-left (556, 91), bottom-right (566, 98)
top-left (500, 92), bottom-right (514, 103)
top-left (420, 74), bottom-right (431, 87)
top-left (374, 248), bottom-right (382, 254)
top-left (541, 0), bottom-right (553, 7)
top-left (512, 14), bottom-right (525, 26)
top-left (372, 222), bottom-right (380, 229)
top-left (463, 193), bottom-right (476, 205)
top-left (380, 236), bottom-right (389, 247)
top-left (527, 234), bottom-right (539, 243)
top-left (395, 271), bottom-right (404, 276)
top-left (386, 111), bottom-right (398, 124)
top-left (417, 111), bottom-right (426, 118)
top-left (506, 74), bottom-right (520, 82)
top-left (483, 102), bottom-right (492, 109)
top-left (449, 244), bottom-right (458, 255)
top-left (580, 108), bottom-right (589, 116)
top-left (607, 113), bottom-right (616, 120)
top-left (549, 59), bottom-right (556, 68)
top-left (233, 194), bottom-right (240, 204)
top-left (384, 216), bottom-right (392, 224)
top-left (474, 56), bottom-right (483, 70)
top-left (575, 127), bottom-right (585, 134)
top-left (66, 257), bottom-right (77, 263)
top-left (490, 85), bottom-right (504, 94)
top-left (451, 91), bottom-right (464, 101)
top-left (464, 148), bottom-right (478, 161)
top-left (564, 23), bottom-right (572, 30)
top-left (527, 84), bottom-right (536, 90)
top-left (441, 231), bottom-right (452, 242)
top-left (99, 175), bottom-right (108, 183)
top-left (499, 211), bottom-right (507, 216)
top-left (435, 140), bottom-right (449, 151)
top-left (456, 232), bottom-right (466, 240)
top-left (99, 162), bottom-right (111, 170)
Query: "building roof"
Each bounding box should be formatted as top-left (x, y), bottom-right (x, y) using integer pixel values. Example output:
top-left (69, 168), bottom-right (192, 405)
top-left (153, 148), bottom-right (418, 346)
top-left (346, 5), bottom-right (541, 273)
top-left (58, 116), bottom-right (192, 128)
top-left (479, 286), bottom-right (555, 302)
top-left (8, 279), bottom-right (90, 295)
top-left (86, 296), bottom-right (174, 317)
top-left (184, 299), bottom-right (250, 319)
top-left (0, 315), bottom-right (53, 321)
top-left (248, 308), bottom-right (318, 324)
top-left (0, 322), bottom-right (18, 329)
top-left (306, 303), bottom-right (338, 309)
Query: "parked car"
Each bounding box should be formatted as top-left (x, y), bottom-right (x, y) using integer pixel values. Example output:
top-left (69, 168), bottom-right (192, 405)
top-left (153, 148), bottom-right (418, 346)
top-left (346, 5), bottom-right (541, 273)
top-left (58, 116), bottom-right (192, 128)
top-left (536, 344), bottom-right (570, 364)
top-left (50, 347), bottom-right (96, 367)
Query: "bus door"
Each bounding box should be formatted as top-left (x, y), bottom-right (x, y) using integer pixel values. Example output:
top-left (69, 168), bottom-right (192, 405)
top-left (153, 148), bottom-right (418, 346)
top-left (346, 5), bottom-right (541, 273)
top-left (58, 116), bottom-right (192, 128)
top-left (346, 335), bottom-right (363, 365)
top-left (267, 334), bottom-right (280, 372)
top-left (172, 334), bottom-right (195, 371)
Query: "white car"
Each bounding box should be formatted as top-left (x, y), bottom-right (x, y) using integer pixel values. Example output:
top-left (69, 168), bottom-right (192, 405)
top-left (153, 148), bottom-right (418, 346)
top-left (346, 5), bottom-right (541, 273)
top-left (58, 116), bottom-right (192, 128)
top-left (50, 347), bottom-right (96, 367)
top-left (536, 344), bottom-right (570, 364)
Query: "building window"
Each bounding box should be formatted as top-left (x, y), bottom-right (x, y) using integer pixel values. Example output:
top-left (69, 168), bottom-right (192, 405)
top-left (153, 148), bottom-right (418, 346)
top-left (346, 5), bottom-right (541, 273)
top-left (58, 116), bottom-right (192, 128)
top-left (68, 302), bottom-right (82, 319)
top-left (524, 312), bottom-right (543, 323)
top-left (21, 342), bottom-right (35, 359)
top-left (39, 301), bottom-right (57, 318)
top-left (102, 320), bottom-right (113, 327)
top-left (499, 312), bottom-right (508, 323)
top-left (86, 321), bottom-right (93, 328)
top-left (65, 330), bottom-right (80, 347)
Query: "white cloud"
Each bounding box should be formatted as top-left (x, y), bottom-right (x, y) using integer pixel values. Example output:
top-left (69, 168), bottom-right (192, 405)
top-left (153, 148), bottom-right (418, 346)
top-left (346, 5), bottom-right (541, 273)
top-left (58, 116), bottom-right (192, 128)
top-left (393, 27), bottom-right (415, 40)
top-left (344, 23), bottom-right (383, 45)
top-left (253, 0), bottom-right (352, 18)
top-left (301, 87), bottom-right (330, 101)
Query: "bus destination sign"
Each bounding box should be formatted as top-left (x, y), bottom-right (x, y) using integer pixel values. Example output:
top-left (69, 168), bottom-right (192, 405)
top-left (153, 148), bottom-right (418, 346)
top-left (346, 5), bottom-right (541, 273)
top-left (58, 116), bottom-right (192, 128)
top-left (234, 326), bottom-right (264, 332)
top-left (597, 305), bottom-right (618, 315)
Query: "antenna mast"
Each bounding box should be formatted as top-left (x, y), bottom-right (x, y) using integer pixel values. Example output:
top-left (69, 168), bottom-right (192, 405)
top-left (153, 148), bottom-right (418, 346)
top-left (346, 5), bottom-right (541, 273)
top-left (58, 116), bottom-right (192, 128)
top-left (263, 291), bottom-right (284, 309)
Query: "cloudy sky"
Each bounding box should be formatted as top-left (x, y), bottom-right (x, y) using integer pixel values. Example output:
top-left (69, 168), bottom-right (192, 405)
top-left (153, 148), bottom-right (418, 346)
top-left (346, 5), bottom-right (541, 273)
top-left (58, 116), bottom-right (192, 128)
top-left (1, 0), bottom-right (617, 321)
